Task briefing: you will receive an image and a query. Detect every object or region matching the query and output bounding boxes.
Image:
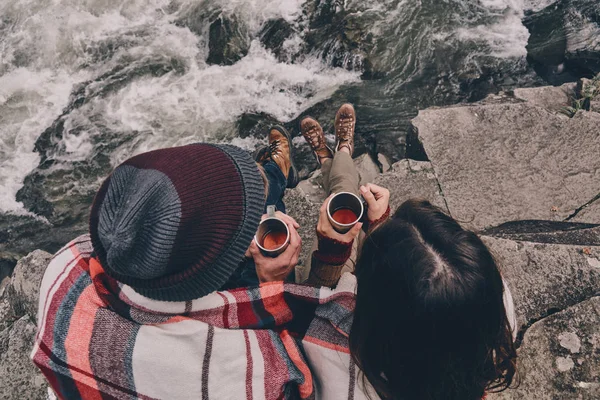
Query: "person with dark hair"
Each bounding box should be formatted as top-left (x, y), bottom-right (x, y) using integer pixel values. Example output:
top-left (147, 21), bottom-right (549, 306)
top-left (297, 107), bottom-right (517, 400)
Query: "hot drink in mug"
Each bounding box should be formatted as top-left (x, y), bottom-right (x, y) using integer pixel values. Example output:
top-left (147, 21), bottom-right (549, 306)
top-left (327, 192), bottom-right (364, 233)
top-left (255, 206), bottom-right (290, 257)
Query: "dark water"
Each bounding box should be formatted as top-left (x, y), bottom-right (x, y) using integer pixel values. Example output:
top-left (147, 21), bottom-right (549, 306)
top-left (0, 0), bottom-right (598, 267)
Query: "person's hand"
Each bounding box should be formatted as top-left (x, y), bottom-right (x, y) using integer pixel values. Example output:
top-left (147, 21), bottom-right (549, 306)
top-left (317, 194), bottom-right (363, 242)
top-left (248, 212), bottom-right (302, 283)
top-left (360, 183), bottom-right (390, 222)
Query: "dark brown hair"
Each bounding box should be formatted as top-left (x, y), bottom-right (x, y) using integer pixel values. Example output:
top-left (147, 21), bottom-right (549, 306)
top-left (349, 199), bottom-right (516, 400)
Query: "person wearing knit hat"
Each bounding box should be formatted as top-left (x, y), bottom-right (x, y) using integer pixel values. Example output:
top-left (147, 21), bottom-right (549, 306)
top-left (88, 140), bottom-right (301, 300)
top-left (32, 136), bottom-right (312, 399)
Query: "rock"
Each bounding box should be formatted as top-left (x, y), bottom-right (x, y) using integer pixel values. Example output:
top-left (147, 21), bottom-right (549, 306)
top-left (524, 2), bottom-right (569, 82)
top-left (5, 250), bottom-right (52, 319)
top-left (413, 98), bottom-right (600, 231)
top-left (512, 83), bottom-right (574, 111)
top-left (377, 153), bottom-right (391, 172)
top-left (353, 153), bottom-right (380, 186)
top-left (0, 252), bottom-right (19, 287)
top-left (481, 236), bottom-right (600, 330)
top-left (374, 160), bottom-right (448, 214)
top-left (295, 169), bottom-right (327, 206)
top-left (0, 250), bottom-right (52, 399)
top-left (236, 112), bottom-right (281, 139)
top-left (0, 315), bottom-right (47, 400)
top-left (259, 19), bottom-right (295, 59)
top-left (524, 0), bottom-right (600, 81)
top-left (563, 1), bottom-right (600, 75)
top-left (207, 15), bottom-right (250, 66)
top-left (304, 0), bottom-right (375, 75)
top-left (284, 187), bottom-right (320, 266)
top-left (573, 199), bottom-right (600, 223)
top-left (490, 297), bottom-right (600, 400)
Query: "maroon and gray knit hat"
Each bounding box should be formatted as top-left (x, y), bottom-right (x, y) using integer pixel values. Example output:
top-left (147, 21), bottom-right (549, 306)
top-left (89, 143), bottom-right (265, 301)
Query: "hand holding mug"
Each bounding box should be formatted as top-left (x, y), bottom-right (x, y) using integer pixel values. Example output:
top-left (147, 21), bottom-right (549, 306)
top-left (317, 194), bottom-right (363, 242)
top-left (249, 207), bottom-right (302, 283)
top-left (360, 183), bottom-right (390, 222)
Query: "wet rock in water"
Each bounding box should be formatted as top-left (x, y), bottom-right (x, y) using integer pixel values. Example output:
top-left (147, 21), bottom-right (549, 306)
top-left (412, 85), bottom-right (600, 231)
top-left (490, 297), bottom-right (600, 400)
top-left (207, 15), bottom-right (250, 66)
top-left (563, 0), bottom-right (600, 75)
top-left (236, 112), bottom-right (282, 139)
top-left (524, 2), bottom-right (570, 83)
top-left (259, 19), bottom-right (295, 59)
top-left (16, 173), bottom-right (54, 219)
top-left (304, 0), bottom-right (375, 76)
top-left (0, 250), bottom-right (51, 400)
top-left (525, 0), bottom-right (600, 82)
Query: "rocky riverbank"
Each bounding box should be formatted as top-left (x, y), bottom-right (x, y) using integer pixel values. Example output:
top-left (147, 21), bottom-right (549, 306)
top-left (1, 83), bottom-right (599, 399)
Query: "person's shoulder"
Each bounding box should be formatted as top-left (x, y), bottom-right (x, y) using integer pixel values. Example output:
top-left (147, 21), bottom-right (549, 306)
top-left (40, 234), bottom-right (93, 296)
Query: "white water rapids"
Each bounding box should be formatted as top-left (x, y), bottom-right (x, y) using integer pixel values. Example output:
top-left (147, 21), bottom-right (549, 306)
top-left (0, 0), bottom-right (540, 219)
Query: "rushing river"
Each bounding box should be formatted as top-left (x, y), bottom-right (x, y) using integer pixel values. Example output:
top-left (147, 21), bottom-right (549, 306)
top-left (0, 0), bottom-right (592, 263)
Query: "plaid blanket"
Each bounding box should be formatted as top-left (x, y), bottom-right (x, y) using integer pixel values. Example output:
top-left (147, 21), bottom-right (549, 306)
top-left (31, 235), bottom-right (364, 400)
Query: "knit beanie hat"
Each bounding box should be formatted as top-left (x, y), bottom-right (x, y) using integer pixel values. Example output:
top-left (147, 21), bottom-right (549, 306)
top-left (89, 143), bottom-right (265, 301)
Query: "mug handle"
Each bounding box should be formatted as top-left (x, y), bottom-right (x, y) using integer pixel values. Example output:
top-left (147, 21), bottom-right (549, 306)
top-left (267, 205), bottom-right (276, 218)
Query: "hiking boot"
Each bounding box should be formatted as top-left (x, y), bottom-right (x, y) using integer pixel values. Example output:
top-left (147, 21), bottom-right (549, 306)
top-left (335, 103), bottom-right (356, 155)
top-left (255, 125), bottom-right (299, 189)
top-left (300, 117), bottom-right (333, 164)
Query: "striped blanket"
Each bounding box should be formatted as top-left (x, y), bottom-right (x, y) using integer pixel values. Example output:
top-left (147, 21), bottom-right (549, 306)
top-left (31, 235), bottom-right (364, 400)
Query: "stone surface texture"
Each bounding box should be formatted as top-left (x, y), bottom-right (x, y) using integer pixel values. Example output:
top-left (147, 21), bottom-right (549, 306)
top-left (512, 83), bottom-right (574, 110)
top-left (482, 236), bottom-right (600, 329)
top-left (0, 250), bottom-right (51, 400)
top-left (413, 95), bottom-right (600, 230)
top-left (490, 297), bottom-right (600, 400)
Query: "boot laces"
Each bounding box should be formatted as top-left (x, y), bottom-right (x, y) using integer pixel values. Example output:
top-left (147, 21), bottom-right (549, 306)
top-left (267, 139), bottom-right (282, 158)
top-left (305, 127), bottom-right (324, 149)
top-left (337, 116), bottom-right (354, 138)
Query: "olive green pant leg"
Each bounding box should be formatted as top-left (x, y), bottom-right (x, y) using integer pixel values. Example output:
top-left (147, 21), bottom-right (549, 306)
top-left (296, 152), bottom-right (361, 284)
top-left (323, 151), bottom-right (360, 196)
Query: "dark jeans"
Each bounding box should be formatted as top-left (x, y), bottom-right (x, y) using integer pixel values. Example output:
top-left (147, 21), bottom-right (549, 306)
top-left (221, 160), bottom-right (287, 289)
top-left (263, 160), bottom-right (287, 214)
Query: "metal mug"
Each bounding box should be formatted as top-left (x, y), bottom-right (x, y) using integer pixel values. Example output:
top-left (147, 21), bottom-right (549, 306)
top-left (255, 205), bottom-right (290, 257)
top-left (327, 192), bottom-right (364, 233)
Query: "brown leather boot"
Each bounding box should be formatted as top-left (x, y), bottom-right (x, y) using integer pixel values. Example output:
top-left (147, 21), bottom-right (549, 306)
top-left (255, 125), bottom-right (299, 188)
top-left (335, 103), bottom-right (356, 155)
top-left (300, 117), bottom-right (333, 164)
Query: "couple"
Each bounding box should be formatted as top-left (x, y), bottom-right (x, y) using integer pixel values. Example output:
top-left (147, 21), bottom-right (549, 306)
top-left (32, 104), bottom-right (517, 400)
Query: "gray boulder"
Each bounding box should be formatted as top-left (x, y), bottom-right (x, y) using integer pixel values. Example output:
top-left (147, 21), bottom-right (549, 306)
top-left (0, 250), bottom-right (51, 400)
top-left (0, 316), bottom-right (47, 399)
top-left (413, 91), bottom-right (600, 231)
top-left (482, 236), bottom-right (600, 329)
top-left (490, 297), bottom-right (600, 400)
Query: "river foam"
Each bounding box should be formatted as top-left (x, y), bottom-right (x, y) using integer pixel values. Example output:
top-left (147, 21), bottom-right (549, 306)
top-left (0, 0), bottom-right (358, 214)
